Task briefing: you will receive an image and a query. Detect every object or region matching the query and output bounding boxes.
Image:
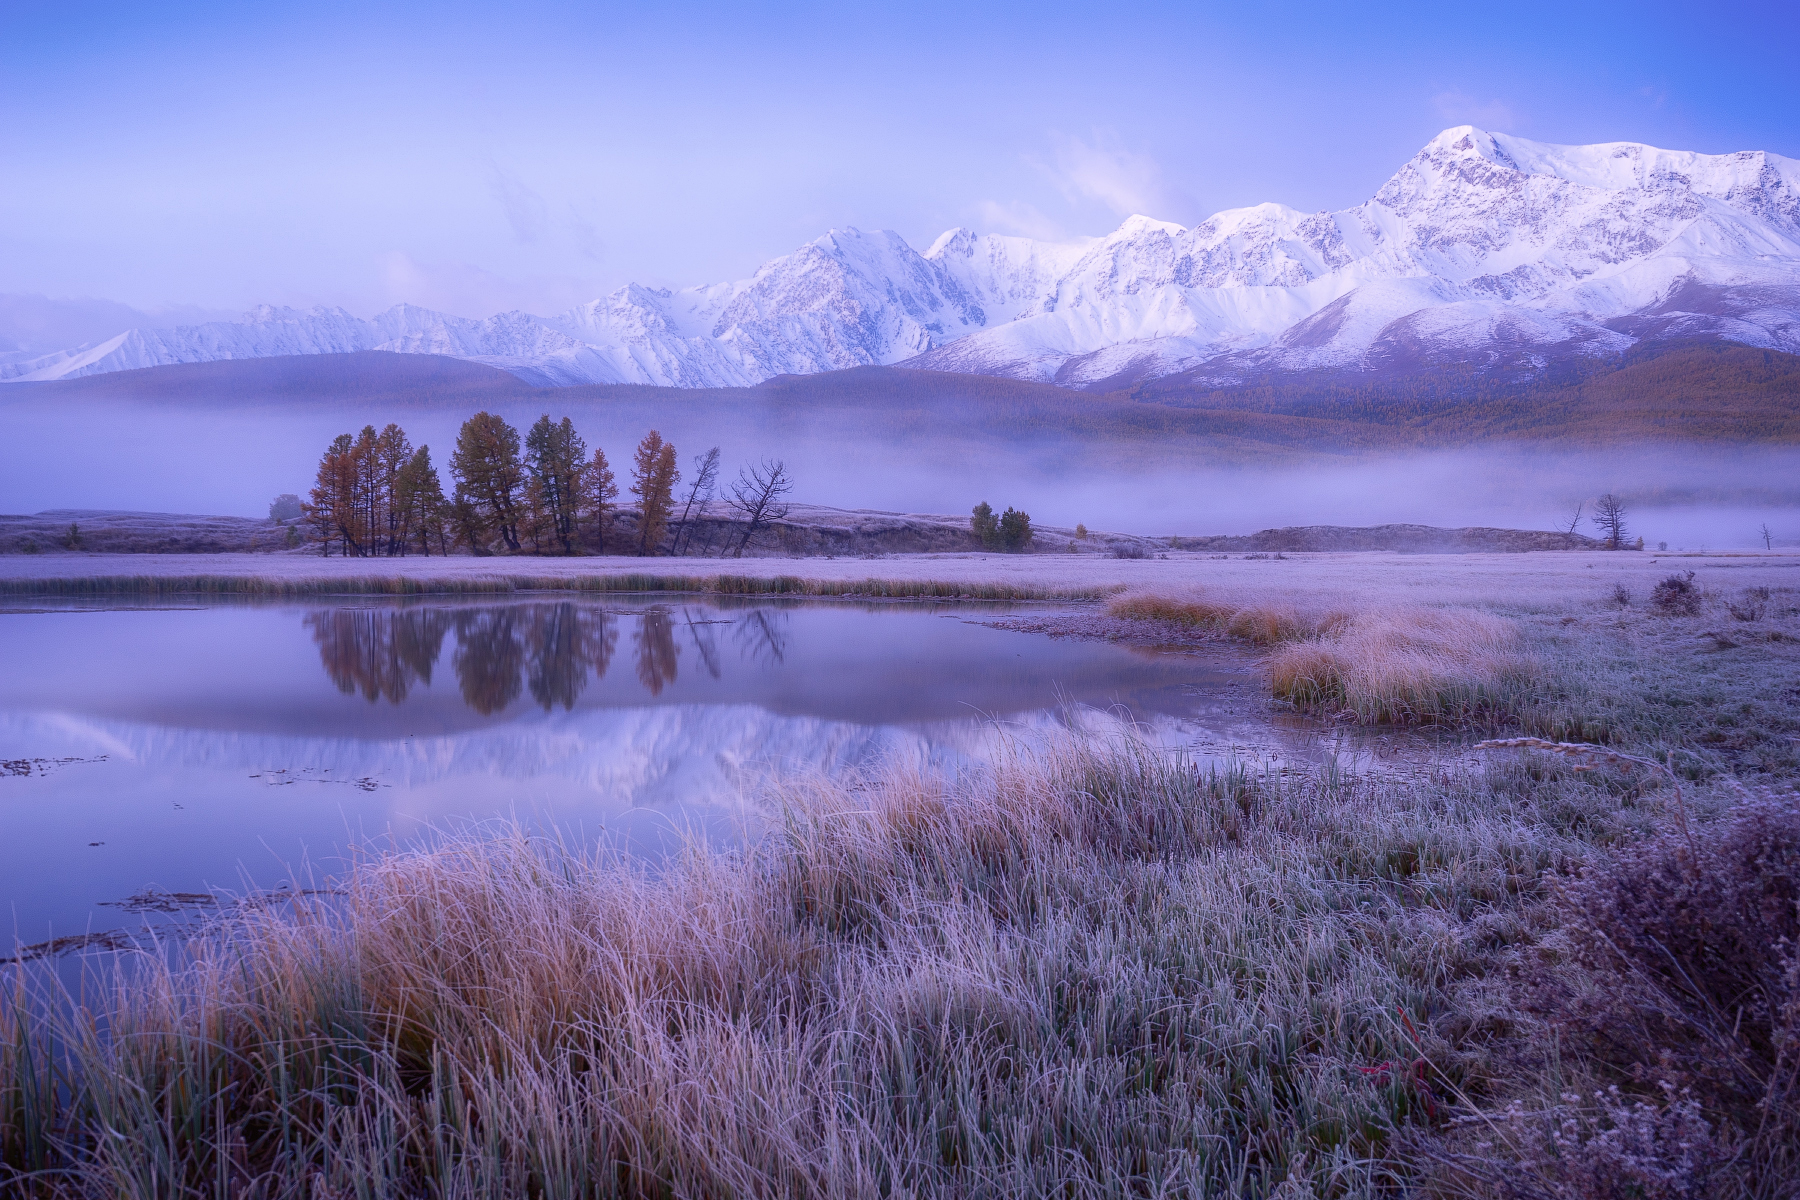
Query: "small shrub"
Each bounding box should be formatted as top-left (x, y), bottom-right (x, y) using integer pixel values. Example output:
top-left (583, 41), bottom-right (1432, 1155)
top-left (1111, 544), bottom-right (1149, 559)
top-left (1651, 571), bottom-right (1701, 616)
top-left (1725, 587), bottom-right (1770, 622)
top-left (1610, 583), bottom-right (1632, 608)
top-left (1519, 796), bottom-right (1800, 1185)
top-left (62, 522), bottom-right (81, 550)
top-left (19, 539), bottom-right (39, 555)
top-left (1420, 1088), bottom-right (1734, 1200)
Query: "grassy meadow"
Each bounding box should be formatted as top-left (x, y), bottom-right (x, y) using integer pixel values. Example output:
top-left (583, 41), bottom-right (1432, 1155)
top-left (2, 555), bottom-right (1797, 1198)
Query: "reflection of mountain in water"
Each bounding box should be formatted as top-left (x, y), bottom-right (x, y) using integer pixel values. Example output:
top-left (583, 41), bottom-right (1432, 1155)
top-left (0, 703), bottom-right (1198, 821)
top-left (307, 603), bottom-right (788, 715)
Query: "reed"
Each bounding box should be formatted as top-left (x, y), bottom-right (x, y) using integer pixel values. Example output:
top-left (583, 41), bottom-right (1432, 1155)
top-left (0, 734), bottom-right (1608, 1199)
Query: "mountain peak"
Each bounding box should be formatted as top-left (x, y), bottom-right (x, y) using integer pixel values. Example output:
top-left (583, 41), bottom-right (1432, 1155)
top-left (1113, 214), bottom-right (1187, 237)
top-left (8, 131), bottom-right (1798, 389)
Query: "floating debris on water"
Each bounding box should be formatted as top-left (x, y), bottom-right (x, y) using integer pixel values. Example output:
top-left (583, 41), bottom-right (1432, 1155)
top-left (250, 767), bottom-right (387, 792)
top-left (100, 888), bottom-right (220, 913)
top-left (2, 929), bottom-right (140, 964)
top-left (2, 755), bottom-right (108, 778)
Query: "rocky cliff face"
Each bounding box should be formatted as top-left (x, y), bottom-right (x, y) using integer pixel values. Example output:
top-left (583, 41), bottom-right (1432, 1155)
top-left (7, 127), bottom-right (1797, 389)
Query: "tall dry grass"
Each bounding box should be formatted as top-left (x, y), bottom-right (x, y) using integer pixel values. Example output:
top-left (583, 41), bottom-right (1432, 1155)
top-left (1, 735), bottom-right (1599, 1199)
top-left (1110, 590), bottom-right (1536, 725)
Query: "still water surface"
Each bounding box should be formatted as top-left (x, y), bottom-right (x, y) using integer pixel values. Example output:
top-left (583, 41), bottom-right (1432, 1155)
top-left (2, 596), bottom-right (1319, 955)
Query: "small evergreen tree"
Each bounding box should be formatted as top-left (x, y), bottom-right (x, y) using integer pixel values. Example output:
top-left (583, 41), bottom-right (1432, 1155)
top-left (1000, 507), bottom-right (1032, 552)
top-left (971, 501), bottom-right (999, 549)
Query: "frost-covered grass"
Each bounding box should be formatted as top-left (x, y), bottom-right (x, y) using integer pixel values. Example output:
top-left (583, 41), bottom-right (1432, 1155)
top-left (3, 560), bottom-right (1797, 1197)
top-left (1106, 566), bottom-right (1800, 761)
top-left (0, 731), bottom-right (1700, 1199)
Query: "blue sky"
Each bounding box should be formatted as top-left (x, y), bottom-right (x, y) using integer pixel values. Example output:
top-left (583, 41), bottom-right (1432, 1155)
top-left (3, 0), bottom-right (1796, 319)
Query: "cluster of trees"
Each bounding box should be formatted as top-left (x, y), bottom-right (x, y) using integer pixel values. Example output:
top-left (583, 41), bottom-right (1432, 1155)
top-left (305, 413), bottom-right (794, 557)
top-left (305, 424), bottom-right (450, 556)
top-left (970, 502), bottom-right (1033, 552)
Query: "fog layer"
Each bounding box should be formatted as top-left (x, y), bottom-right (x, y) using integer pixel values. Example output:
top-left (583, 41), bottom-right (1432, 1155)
top-left (3, 397), bottom-right (1796, 549)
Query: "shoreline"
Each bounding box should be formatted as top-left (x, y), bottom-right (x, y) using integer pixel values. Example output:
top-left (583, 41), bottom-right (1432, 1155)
top-left (3, 549), bottom-right (1796, 610)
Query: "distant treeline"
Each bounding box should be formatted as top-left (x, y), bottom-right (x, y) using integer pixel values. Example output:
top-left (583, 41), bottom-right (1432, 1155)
top-left (302, 413), bottom-right (793, 557)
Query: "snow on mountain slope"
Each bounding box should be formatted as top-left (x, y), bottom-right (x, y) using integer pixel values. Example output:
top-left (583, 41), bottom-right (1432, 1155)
top-left (8, 127), bottom-right (1799, 389)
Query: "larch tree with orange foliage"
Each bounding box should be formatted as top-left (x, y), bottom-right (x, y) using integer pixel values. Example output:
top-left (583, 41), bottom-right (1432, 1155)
top-left (630, 430), bottom-right (680, 555)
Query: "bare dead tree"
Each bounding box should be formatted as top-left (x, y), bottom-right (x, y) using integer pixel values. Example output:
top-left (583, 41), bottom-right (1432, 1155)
top-left (727, 459), bottom-right (793, 558)
top-left (671, 447), bottom-right (721, 557)
top-left (1592, 493), bottom-right (1628, 550)
top-left (1561, 501), bottom-right (1584, 535)
top-left (1760, 522), bottom-right (1775, 550)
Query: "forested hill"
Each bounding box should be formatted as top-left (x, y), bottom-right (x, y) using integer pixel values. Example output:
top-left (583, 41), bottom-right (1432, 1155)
top-left (1128, 342), bottom-right (1800, 444)
top-left (8, 341), bottom-right (1798, 455)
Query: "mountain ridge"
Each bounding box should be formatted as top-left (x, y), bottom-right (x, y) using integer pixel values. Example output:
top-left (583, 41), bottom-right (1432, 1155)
top-left (6, 126), bottom-right (1798, 389)
top-left (11, 343), bottom-right (1798, 455)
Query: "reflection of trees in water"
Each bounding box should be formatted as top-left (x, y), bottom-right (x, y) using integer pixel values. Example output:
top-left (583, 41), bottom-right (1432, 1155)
top-left (634, 609), bottom-right (681, 696)
top-left (452, 609), bottom-right (527, 715)
top-left (526, 605), bottom-right (617, 711)
top-left (732, 610), bottom-right (790, 665)
top-left (681, 608), bottom-right (723, 680)
top-left (305, 608), bottom-right (450, 703)
top-left (308, 601), bottom-right (788, 714)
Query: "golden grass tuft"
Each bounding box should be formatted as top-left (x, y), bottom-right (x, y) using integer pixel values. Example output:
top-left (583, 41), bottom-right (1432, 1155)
top-left (1107, 591), bottom-right (1318, 645)
top-left (1111, 588), bottom-right (1534, 724)
top-left (1268, 606), bottom-right (1531, 724)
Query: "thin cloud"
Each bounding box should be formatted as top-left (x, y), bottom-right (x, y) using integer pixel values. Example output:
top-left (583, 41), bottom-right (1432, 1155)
top-left (489, 170), bottom-right (550, 245)
top-left (974, 200), bottom-right (1068, 241)
top-left (373, 252), bottom-right (601, 319)
top-left (1431, 90), bottom-right (1520, 132)
top-left (1044, 132), bottom-right (1188, 223)
top-left (565, 202), bottom-right (606, 263)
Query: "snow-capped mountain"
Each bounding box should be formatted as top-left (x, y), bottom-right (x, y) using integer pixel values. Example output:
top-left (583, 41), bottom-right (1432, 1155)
top-left (7, 126), bottom-right (1798, 389)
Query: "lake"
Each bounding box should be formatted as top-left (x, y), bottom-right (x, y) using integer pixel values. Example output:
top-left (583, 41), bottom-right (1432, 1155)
top-left (1, 595), bottom-right (1324, 958)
